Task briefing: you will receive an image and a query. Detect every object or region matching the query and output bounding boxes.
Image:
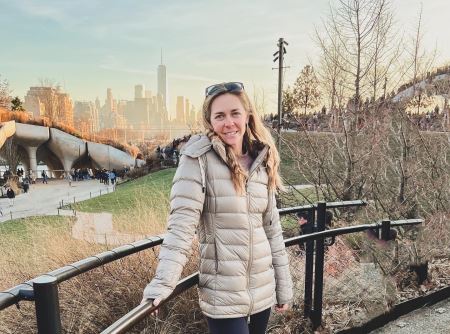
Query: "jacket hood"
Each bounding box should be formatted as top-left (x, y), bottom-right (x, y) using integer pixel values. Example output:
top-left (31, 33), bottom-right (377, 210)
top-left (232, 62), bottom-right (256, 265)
top-left (180, 134), bottom-right (212, 158)
top-left (181, 134), bottom-right (269, 169)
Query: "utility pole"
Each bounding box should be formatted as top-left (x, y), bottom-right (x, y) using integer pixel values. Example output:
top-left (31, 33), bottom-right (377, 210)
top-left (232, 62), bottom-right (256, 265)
top-left (273, 38), bottom-right (288, 151)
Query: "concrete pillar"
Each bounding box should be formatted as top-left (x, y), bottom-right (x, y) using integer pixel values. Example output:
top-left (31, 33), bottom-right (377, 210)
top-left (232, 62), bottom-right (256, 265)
top-left (25, 146), bottom-right (38, 177)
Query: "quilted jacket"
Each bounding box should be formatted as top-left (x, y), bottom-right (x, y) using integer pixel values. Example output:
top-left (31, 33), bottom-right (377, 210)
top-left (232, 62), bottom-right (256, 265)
top-left (143, 134), bottom-right (293, 318)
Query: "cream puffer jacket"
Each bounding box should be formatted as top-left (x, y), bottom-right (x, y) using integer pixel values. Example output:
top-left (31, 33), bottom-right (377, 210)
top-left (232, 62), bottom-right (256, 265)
top-left (143, 135), bottom-right (293, 319)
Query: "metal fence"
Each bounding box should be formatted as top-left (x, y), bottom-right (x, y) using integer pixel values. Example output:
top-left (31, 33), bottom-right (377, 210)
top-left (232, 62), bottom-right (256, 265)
top-left (0, 200), bottom-right (423, 333)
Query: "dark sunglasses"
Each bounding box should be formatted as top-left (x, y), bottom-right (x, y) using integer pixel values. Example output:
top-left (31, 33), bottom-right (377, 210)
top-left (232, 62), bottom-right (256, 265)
top-left (205, 82), bottom-right (244, 97)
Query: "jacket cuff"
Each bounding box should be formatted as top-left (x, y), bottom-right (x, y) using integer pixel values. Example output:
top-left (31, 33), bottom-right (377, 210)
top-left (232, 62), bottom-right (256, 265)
top-left (143, 283), bottom-right (172, 301)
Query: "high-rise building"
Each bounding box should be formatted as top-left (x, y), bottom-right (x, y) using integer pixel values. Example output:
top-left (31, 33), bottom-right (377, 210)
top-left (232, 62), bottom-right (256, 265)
top-left (135, 85), bottom-right (144, 99)
top-left (185, 98), bottom-right (191, 124)
top-left (74, 101), bottom-right (99, 135)
top-left (24, 86), bottom-right (73, 126)
top-left (100, 88), bottom-right (117, 129)
top-left (157, 49), bottom-right (168, 112)
top-left (176, 96), bottom-right (185, 124)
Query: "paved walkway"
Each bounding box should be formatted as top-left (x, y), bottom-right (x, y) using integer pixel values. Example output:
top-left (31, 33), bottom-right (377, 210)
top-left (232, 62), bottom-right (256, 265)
top-left (0, 179), bottom-right (115, 223)
top-left (370, 297), bottom-right (450, 334)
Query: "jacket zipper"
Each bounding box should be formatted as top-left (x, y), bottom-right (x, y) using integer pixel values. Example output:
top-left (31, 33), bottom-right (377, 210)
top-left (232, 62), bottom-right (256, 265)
top-left (214, 240), bottom-right (218, 273)
top-left (245, 179), bottom-right (254, 322)
top-left (245, 149), bottom-right (267, 322)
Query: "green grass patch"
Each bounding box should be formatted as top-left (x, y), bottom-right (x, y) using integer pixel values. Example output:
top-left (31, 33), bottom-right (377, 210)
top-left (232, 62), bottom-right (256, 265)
top-left (71, 168), bottom-right (175, 234)
top-left (73, 168), bottom-right (175, 215)
top-left (0, 216), bottom-right (72, 241)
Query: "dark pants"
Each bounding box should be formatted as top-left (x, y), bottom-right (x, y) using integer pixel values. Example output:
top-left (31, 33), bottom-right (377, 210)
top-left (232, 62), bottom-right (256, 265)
top-left (206, 308), bottom-right (271, 334)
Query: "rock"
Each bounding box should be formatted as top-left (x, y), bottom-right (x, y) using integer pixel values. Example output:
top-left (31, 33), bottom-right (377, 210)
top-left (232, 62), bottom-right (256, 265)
top-left (396, 321), bottom-right (407, 328)
top-left (324, 262), bottom-right (398, 325)
top-left (435, 307), bottom-right (446, 314)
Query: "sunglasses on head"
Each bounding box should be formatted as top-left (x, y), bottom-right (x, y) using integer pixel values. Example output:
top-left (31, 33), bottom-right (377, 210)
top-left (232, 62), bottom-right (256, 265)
top-left (205, 82), bottom-right (244, 97)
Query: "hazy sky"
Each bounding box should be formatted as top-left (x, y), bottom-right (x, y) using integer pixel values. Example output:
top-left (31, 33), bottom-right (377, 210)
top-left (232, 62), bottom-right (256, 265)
top-left (0, 0), bottom-right (447, 117)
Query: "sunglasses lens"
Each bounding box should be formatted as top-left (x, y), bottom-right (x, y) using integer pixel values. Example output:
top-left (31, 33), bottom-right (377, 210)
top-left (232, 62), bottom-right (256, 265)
top-left (205, 82), bottom-right (244, 96)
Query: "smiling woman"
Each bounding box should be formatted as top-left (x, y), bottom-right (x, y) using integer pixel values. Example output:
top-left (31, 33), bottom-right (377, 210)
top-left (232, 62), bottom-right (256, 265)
top-left (142, 82), bottom-right (293, 334)
top-left (210, 94), bottom-right (248, 156)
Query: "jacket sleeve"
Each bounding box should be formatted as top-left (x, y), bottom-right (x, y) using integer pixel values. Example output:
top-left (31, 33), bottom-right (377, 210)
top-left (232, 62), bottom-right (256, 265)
top-left (143, 154), bottom-right (205, 301)
top-left (263, 191), bottom-right (293, 305)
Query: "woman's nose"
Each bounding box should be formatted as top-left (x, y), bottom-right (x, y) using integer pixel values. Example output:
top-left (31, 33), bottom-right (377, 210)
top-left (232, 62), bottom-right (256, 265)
top-left (224, 116), bottom-right (233, 126)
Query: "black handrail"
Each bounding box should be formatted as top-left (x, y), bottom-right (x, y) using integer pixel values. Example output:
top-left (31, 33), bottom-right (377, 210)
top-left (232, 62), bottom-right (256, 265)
top-left (102, 273), bottom-right (199, 334)
top-left (0, 234), bottom-right (165, 310)
top-left (2, 200), bottom-right (358, 310)
top-left (278, 199), bottom-right (366, 215)
top-left (1, 199), bottom-right (423, 334)
top-left (100, 218), bottom-right (422, 334)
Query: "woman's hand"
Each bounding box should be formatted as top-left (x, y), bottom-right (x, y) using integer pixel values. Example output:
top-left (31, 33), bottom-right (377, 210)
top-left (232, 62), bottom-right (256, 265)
top-left (274, 303), bottom-right (289, 313)
top-left (141, 298), bottom-right (162, 316)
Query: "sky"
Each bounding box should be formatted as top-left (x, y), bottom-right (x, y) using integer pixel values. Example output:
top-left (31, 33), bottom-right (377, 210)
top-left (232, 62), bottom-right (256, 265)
top-left (0, 0), bottom-right (448, 118)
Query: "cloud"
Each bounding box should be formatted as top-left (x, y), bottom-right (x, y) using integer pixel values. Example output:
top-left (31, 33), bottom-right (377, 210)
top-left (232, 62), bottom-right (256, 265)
top-left (99, 55), bottom-right (154, 75)
top-left (168, 73), bottom-right (221, 83)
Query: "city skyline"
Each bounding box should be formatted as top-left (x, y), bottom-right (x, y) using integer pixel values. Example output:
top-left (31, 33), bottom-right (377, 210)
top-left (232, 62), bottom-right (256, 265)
top-left (1, 0), bottom-right (448, 116)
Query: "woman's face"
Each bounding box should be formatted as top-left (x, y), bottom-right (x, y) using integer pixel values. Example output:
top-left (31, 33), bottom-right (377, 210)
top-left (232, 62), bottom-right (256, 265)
top-left (210, 93), bottom-right (249, 156)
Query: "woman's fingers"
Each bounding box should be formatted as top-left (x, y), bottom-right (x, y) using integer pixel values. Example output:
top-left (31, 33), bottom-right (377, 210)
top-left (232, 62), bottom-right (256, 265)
top-left (140, 298), bottom-right (161, 317)
top-left (274, 303), bottom-right (289, 313)
top-left (151, 298), bottom-right (161, 316)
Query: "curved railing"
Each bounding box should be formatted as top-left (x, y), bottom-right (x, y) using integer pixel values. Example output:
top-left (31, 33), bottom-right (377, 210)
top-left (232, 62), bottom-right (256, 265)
top-left (0, 200), bottom-right (424, 333)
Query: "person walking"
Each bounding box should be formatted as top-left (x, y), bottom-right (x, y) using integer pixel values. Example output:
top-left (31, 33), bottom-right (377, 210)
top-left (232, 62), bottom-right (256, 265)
top-left (66, 172), bottom-right (72, 187)
top-left (22, 177), bottom-right (30, 193)
top-left (41, 170), bottom-right (48, 184)
top-left (6, 187), bottom-right (15, 207)
top-left (142, 82), bottom-right (293, 334)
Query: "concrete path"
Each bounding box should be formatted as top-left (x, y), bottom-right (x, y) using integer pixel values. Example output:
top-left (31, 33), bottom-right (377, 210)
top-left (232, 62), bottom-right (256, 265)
top-left (0, 179), bottom-right (115, 223)
top-left (370, 297), bottom-right (450, 334)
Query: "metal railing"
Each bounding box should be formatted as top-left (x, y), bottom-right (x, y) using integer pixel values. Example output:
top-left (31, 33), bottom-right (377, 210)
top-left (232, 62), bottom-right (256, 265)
top-left (0, 200), bottom-right (423, 333)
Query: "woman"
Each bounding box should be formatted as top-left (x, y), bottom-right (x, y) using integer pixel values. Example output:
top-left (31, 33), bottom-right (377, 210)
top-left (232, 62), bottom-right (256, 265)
top-left (143, 82), bottom-right (293, 334)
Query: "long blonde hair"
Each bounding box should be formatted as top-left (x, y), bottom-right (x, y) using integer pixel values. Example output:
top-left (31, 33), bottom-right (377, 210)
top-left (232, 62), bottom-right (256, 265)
top-left (202, 90), bottom-right (283, 194)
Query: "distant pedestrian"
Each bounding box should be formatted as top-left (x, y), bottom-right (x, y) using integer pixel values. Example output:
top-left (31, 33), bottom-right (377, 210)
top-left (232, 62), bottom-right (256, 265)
top-left (41, 170), bottom-right (48, 184)
top-left (6, 187), bottom-right (15, 207)
top-left (29, 169), bottom-right (36, 184)
top-left (66, 172), bottom-right (72, 187)
top-left (22, 177), bottom-right (30, 193)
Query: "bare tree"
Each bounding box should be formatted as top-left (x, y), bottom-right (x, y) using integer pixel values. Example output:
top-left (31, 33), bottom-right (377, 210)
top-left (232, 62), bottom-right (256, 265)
top-left (0, 75), bottom-right (11, 110)
top-left (316, 0), bottom-right (394, 114)
top-left (0, 137), bottom-right (24, 174)
top-left (37, 78), bottom-right (62, 123)
top-left (252, 86), bottom-right (268, 116)
top-left (282, 85), bottom-right (296, 116)
top-left (312, 0), bottom-right (397, 200)
top-left (315, 30), bottom-right (349, 120)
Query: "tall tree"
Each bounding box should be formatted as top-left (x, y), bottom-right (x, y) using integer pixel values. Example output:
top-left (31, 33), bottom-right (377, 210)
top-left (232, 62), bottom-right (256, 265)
top-left (293, 65), bottom-right (321, 114)
top-left (0, 138), bottom-right (24, 173)
top-left (316, 0), bottom-right (393, 114)
top-left (0, 75), bottom-right (11, 110)
top-left (11, 96), bottom-right (25, 112)
top-left (282, 85), bottom-right (296, 116)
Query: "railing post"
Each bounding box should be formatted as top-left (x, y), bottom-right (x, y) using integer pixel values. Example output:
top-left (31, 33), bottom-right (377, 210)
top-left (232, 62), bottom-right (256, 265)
top-left (302, 209), bottom-right (315, 317)
top-left (381, 219), bottom-right (391, 241)
top-left (33, 276), bottom-right (62, 334)
top-left (312, 201), bottom-right (326, 329)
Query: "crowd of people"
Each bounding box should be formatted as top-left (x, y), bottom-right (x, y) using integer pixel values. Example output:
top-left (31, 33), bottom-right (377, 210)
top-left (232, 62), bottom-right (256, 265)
top-left (0, 165), bottom-right (131, 205)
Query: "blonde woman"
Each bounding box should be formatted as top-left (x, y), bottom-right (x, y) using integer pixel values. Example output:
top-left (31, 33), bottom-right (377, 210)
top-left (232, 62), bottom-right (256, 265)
top-left (143, 82), bottom-right (293, 334)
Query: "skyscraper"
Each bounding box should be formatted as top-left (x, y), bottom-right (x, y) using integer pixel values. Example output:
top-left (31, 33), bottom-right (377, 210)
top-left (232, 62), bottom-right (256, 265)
top-left (176, 96), bottom-right (185, 124)
top-left (135, 85), bottom-right (144, 99)
top-left (157, 49), bottom-right (167, 112)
